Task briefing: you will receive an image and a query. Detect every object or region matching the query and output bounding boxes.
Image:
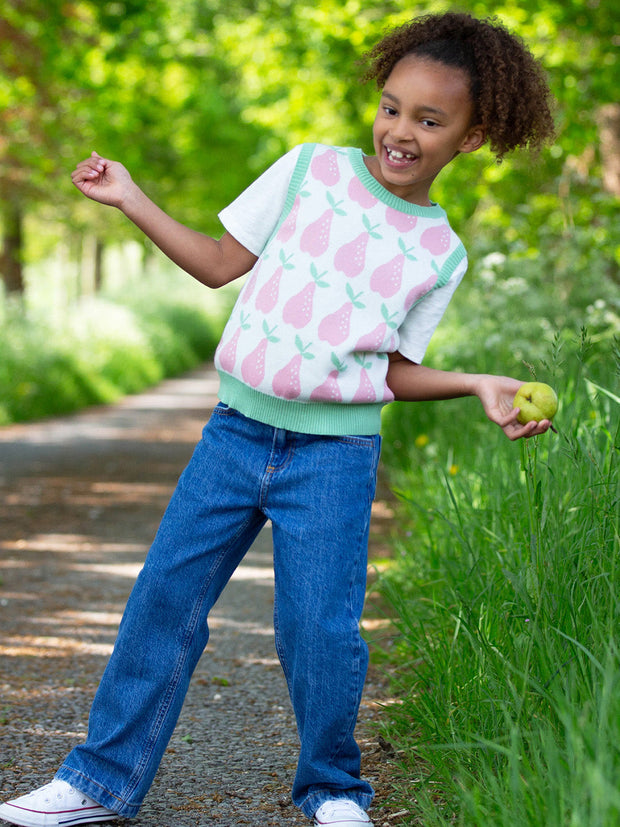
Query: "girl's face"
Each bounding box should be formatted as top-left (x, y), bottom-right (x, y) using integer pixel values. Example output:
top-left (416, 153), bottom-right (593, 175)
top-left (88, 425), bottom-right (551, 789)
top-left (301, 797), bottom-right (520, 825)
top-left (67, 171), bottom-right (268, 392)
top-left (367, 54), bottom-right (486, 206)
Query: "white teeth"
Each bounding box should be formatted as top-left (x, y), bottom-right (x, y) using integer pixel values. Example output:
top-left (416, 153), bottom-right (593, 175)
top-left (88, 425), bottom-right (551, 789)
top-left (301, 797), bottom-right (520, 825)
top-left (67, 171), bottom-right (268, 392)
top-left (388, 148), bottom-right (414, 160)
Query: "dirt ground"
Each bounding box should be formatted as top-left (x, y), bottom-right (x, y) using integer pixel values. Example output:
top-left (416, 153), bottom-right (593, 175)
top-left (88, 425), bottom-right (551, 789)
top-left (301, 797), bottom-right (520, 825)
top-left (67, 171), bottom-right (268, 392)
top-left (0, 364), bottom-right (408, 826)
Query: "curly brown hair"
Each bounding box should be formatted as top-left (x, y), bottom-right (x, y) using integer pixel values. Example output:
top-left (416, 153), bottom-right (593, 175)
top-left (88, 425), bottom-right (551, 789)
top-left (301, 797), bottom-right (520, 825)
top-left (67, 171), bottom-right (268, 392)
top-left (362, 12), bottom-right (555, 160)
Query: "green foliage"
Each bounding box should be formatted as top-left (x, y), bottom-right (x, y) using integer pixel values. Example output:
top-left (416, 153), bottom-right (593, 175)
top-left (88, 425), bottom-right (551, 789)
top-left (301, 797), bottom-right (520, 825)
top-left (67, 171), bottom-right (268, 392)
top-left (376, 302), bottom-right (619, 823)
top-left (433, 206), bottom-right (617, 384)
top-left (0, 0), bottom-right (272, 257)
top-left (377, 368), bottom-right (619, 824)
top-left (3, 0), bottom-right (618, 246)
top-left (0, 315), bottom-right (120, 423)
top-left (0, 274), bottom-right (230, 424)
top-left (0, 0), bottom-right (163, 201)
top-left (194, 0), bottom-right (618, 229)
top-left (381, 175), bottom-right (617, 483)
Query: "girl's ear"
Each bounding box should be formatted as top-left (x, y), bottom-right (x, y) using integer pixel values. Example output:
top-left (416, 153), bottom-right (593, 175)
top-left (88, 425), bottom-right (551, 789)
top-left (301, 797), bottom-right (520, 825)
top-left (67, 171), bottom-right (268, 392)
top-left (459, 124), bottom-right (487, 154)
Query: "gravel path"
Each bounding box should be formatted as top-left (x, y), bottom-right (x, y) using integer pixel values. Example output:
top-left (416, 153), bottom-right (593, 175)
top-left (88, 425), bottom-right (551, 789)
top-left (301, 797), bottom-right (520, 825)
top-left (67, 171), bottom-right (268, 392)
top-left (0, 366), bottom-right (401, 826)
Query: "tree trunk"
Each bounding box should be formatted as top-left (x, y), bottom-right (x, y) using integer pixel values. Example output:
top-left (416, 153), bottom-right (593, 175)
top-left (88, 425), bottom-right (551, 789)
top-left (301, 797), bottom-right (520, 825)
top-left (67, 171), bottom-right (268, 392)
top-left (597, 103), bottom-right (620, 197)
top-left (94, 238), bottom-right (105, 292)
top-left (1, 203), bottom-right (25, 294)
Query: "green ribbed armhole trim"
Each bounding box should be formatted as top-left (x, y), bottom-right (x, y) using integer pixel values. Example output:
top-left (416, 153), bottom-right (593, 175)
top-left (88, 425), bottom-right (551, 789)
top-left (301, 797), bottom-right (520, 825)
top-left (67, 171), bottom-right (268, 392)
top-left (408, 244), bottom-right (467, 310)
top-left (435, 243), bottom-right (467, 288)
top-left (271, 143), bottom-right (316, 239)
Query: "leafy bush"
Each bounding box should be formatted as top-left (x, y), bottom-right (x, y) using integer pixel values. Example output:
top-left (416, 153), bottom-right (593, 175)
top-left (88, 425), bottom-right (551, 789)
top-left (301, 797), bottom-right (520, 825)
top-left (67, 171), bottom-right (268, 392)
top-left (0, 321), bottom-right (120, 423)
top-left (426, 194), bottom-right (618, 384)
top-left (0, 275), bottom-right (233, 424)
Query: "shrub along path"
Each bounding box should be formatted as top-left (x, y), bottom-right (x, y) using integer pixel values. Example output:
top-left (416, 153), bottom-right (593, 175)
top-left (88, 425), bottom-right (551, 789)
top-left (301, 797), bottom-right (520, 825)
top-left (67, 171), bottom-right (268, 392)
top-left (0, 365), bottom-right (401, 826)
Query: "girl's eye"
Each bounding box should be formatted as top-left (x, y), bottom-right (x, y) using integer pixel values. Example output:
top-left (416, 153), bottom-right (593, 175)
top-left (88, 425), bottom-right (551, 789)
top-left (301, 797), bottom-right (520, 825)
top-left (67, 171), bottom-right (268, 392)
top-left (383, 106), bottom-right (398, 117)
top-left (422, 119), bottom-right (439, 128)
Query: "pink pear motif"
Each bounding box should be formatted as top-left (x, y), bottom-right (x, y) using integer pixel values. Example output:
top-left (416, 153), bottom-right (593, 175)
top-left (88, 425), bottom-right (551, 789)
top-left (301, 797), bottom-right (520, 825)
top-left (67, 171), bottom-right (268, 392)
top-left (318, 283), bottom-right (365, 346)
top-left (382, 384), bottom-right (395, 402)
top-left (333, 215), bottom-right (382, 279)
top-left (282, 263), bottom-right (329, 329)
top-left (217, 312), bottom-right (250, 372)
top-left (354, 304), bottom-right (398, 351)
top-left (348, 176), bottom-right (379, 209)
top-left (255, 249), bottom-right (294, 313)
top-left (404, 263), bottom-right (440, 310)
top-left (309, 354), bottom-right (347, 402)
top-left (385, 207), bottom-right (418, 233)
top-left (241, 321), bottom-right (280, 388)
top-left (240, 259), bottom-right (263, 305)
top-left (369, 237), bottom-right (417, 298)
top-left (311, 149), bottom-right (340, 186)
top-left (299, 192), bottom-right (346, 258)
top-left (271, 336), bottom-right (315, 399)
top-left (420, 224), bottom-right (451, 255)
top-left (352, 354), bottom-right (376, 403)
top-left (300, 210), bottom-right (332, 258)
top-left (277, 194), bottom-right (302, 243)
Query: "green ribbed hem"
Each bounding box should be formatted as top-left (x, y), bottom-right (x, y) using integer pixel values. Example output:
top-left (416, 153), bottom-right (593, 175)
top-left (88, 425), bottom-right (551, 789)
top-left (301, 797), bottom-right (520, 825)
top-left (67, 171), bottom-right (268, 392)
top-left (217, 372), bottom-right (384, 436)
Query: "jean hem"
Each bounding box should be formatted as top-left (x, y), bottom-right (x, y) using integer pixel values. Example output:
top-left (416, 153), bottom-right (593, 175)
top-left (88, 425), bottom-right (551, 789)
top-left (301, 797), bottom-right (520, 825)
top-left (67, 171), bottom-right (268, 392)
top-left (300, 790), bottom-right (374, 819)
top-left (55, 766), bottom-right (139, 819)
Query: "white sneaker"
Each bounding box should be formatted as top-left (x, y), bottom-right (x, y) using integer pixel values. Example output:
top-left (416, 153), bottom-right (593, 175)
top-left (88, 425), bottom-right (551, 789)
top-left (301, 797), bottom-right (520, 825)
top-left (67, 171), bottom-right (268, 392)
top-left (0, 780), bottom-right (117, 827)
top-left (313, 799), bottom-right (373, 826)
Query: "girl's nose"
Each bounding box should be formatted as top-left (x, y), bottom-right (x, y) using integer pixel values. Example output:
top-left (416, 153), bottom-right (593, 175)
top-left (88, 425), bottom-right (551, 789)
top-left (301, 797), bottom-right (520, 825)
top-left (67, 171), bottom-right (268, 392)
top-left (390, 117), bottom-right (415, 142)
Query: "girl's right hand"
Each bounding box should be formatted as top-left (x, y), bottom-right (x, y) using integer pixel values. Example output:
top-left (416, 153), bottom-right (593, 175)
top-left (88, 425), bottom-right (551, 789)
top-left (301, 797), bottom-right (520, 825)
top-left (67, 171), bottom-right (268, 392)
top-left (71, 151), bottom-right (134, 209)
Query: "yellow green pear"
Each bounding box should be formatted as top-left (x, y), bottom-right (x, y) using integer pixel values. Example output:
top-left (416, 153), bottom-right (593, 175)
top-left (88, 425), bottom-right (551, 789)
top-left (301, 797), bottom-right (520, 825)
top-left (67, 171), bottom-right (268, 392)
top-left (513, 382), bottom-right (558, 424)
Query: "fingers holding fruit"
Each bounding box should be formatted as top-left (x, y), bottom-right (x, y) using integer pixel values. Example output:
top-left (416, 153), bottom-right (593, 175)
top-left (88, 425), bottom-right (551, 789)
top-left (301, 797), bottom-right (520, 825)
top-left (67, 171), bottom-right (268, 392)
top-left (512, 381), bottom-right (558, 434)
top-left (513, 382), bottom-right (558, 424)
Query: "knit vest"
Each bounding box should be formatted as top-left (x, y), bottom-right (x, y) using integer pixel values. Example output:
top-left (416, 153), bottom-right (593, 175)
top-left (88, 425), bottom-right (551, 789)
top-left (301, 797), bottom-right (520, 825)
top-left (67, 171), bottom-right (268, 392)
top-left (215, 144), bottom-right (466, 435)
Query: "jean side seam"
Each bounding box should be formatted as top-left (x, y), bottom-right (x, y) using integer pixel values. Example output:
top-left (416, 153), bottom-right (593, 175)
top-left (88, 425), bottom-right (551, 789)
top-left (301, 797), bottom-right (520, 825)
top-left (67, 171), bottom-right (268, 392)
top-left (273, 595), bottom-right (291, 686)
top-left (324, 534), bottom-right (367, 769)
top-left (320, 446), bottom-right (377, 783)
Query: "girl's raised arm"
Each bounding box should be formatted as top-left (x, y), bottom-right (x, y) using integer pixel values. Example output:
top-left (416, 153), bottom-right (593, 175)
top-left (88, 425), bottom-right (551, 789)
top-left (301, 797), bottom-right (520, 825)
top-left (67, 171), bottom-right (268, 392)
top-left (71, 152), bottom-right (258, 288)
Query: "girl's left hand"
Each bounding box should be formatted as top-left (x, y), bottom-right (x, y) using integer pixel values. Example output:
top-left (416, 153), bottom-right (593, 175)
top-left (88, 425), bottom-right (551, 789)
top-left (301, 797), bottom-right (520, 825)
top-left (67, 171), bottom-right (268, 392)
top-left (476, 375), bottom-right (553, 441)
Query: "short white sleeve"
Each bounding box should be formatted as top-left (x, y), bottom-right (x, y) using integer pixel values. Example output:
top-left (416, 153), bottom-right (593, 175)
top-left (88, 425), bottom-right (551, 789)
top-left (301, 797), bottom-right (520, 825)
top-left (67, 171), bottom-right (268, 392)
top-left (397, 258), bottom-right (467, 363)
top-left (218, 145), bottom-right (303, 256)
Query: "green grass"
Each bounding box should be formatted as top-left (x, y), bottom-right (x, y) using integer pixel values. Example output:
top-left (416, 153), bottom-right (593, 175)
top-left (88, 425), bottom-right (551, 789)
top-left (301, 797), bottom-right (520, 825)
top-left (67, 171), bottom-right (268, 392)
top-left (374, 337), bottom-right (619, 826)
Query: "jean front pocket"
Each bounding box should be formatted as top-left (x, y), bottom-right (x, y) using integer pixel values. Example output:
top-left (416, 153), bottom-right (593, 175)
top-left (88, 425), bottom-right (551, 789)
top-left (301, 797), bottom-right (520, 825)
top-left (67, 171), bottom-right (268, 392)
top-left (212, 401), bottom-right (235, 416)
top-left (333, 433), bottom-right (381, 450)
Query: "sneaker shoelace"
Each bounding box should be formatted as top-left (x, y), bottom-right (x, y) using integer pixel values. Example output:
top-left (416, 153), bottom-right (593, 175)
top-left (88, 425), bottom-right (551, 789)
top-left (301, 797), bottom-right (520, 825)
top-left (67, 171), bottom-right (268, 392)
top-left (25, 781), bottom-right (93, 808)
top-left (316, 799), bottom-right (368, 821)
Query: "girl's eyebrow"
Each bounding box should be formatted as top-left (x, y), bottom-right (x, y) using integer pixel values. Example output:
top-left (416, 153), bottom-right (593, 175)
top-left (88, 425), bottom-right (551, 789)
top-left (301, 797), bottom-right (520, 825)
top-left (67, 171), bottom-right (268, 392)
top-left (381, 91), bottom-right (401, 106)
top-left (381, 89), bottom-right (448, 118)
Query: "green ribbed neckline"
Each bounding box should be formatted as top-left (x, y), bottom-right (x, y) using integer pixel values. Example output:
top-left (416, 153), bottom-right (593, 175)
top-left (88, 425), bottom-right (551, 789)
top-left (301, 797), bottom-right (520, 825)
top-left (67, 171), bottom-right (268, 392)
top-left (347, 147), bottom-right (446, 217)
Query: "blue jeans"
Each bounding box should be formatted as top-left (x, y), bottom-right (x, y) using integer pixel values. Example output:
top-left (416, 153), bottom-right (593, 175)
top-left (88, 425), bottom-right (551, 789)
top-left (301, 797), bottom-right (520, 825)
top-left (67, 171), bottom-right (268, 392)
top-left (56, 404), bottom-right (381, 818)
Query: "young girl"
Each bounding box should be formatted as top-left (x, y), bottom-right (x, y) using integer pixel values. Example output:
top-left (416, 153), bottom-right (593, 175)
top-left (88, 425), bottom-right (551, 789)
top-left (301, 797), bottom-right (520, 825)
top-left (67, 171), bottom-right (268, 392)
top-left (0, 12), bottom-right (555, 827)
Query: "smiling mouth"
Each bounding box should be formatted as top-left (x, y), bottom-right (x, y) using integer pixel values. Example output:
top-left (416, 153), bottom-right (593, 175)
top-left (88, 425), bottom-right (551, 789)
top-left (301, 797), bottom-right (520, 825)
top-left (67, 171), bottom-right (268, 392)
top-left (385, 146), bottom-right (417, 167)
